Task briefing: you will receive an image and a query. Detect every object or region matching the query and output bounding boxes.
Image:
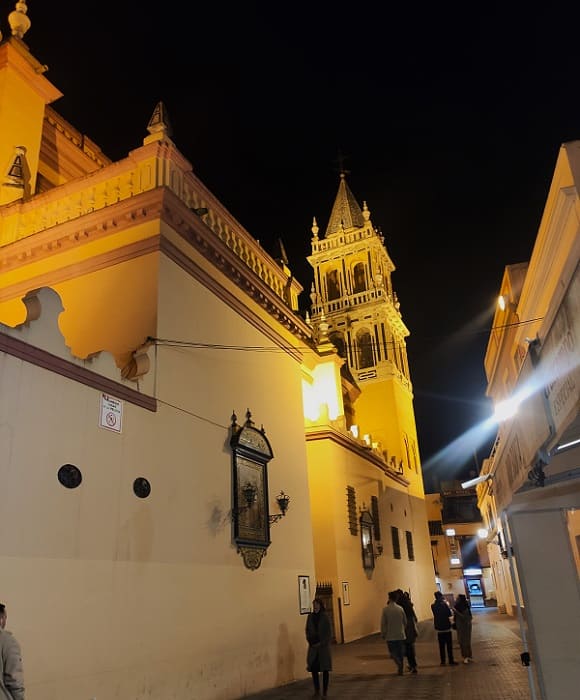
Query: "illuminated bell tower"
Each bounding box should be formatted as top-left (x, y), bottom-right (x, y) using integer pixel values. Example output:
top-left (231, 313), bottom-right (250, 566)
top-left (308, 173), bottom-right (425, 494)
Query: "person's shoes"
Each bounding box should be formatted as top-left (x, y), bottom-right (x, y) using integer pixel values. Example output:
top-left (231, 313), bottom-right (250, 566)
top-left (449, 661), bottom-right (458, 666)
top-left (411, 667), bottom-right (418, 674)
top-left (440, 662), bottom-right (446, 666)
top-left (463, 658), bottom-right (470, 664)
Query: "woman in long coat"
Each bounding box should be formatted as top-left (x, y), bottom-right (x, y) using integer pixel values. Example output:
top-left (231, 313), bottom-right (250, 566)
top-left (305, 598), bottom-right (332, 697)
top-left (399, 591), bottom-right (419, 673)
top-left (453, 594), bottom-right (473, 663)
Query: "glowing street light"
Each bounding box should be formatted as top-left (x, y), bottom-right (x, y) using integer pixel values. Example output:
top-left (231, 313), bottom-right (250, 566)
top-left (493, 396), bottom-right (522, 422)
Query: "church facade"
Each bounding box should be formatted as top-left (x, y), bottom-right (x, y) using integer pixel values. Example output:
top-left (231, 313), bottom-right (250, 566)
top-left (0, 5), bottom-right (434, 699)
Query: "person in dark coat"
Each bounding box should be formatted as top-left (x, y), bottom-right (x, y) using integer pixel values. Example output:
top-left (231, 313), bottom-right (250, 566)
top-left (453, 594), bottom-right (473, 663)
top-left (305, 598), bottom-right (332, 697)
top-left (431, 591), bottom-right (458, 666)
top-left (398, 591), bottom-right (419, 673)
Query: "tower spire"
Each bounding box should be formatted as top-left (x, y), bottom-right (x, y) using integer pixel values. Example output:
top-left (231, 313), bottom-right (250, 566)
top-left (325, 172), bottom-right (365, 237)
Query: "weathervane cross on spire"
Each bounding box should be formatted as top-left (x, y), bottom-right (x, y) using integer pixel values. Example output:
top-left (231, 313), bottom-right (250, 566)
top-left (333, 149), bottom-right (351, 178)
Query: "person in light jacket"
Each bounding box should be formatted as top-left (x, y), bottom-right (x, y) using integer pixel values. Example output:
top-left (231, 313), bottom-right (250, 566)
top-left (0, 603), bottom-right (25, 700)
top-left (380, 590), bottom-right (407, 675)
top-left (305, 598), bottom-right (332, 697)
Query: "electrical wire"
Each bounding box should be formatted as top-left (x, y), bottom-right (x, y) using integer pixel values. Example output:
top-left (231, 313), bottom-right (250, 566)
top-left (148, 315), bottom-right (544, 356)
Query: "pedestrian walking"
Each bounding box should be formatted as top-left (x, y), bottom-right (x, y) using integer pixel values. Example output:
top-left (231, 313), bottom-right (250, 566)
top-left (305, 598), bottom-right (332, 697)
top-left (398, 591), bottom-right (419, 673)
top-left (380, 590), bottom-right (407, 675)
top-left (431, 591), bottom-right (458, 666)
top-left (0, 602), bottom-right (25, 700)
top-left (453, 593), bottom-right (473, 663)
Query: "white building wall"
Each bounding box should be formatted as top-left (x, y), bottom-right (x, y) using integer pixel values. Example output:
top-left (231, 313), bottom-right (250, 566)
top-left (0, 271), bottom-right (317, 700)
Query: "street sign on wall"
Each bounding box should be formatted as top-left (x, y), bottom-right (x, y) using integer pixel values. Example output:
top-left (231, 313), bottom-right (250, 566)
top-left (99, 393), bottom-right (123, 433)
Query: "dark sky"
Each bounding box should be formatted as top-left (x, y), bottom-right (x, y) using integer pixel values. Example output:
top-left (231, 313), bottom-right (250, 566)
top-left (17, 1), bottom-right (580, 488)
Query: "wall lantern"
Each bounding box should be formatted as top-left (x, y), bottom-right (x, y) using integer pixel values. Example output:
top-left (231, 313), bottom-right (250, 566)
top-left (229, 410), bottom-right (290, 570)
top-left (269, 491), bottom-right (291, 524)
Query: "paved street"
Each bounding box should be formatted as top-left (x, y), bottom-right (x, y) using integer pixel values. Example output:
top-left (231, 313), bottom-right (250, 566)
top-left (238, 608), bottom-right (537, 699)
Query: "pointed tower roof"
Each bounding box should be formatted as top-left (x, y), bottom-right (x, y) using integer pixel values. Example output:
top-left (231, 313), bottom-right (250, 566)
top-left (325, 173), bottom-right (365, 237)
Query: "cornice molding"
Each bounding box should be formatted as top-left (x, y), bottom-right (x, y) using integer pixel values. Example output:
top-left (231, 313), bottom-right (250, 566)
top-left (1, 186), bottom-right (314, 361)
top-left (305, 426), bottom-right (410, 486)
top-left (0, 188), bottom-right (163, 277)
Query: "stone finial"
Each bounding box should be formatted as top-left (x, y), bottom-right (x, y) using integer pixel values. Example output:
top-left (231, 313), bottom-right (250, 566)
top-left (311, 216), bottom-right (319, 239)
top-left (362, 200), bottom-right (371, 221)
top-left (318, 312), bottom-right (329, 342)
top-left (8, 1), bottom-right (31, 39)
top-left (309, 282), bottom-right (317, 306)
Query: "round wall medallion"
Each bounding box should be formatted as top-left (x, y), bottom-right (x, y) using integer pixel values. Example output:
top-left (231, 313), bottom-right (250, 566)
top-left (133, 477), bottom-right (151, 498)
top-left (58, 464), bottom-right (82, 489)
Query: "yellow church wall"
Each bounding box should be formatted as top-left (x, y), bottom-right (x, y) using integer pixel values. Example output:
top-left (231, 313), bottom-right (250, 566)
top-left (306, 436), bottom-right (435, 642)
top-left (0, 249), bottom-right (159, 366)
top-left (351, 379), bottom-right (425, 497)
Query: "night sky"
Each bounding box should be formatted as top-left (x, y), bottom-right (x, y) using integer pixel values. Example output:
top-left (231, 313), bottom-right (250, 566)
top-left (14, 1), bottom-right (580, 489)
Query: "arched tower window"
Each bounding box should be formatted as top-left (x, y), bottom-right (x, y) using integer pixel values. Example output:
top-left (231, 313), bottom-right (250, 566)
top-left (326, 269), bottom-right (341, 301)
top-left (352, 262), bottom-right (366, 293)
top-left (356, 329), bottom-right (374, 369)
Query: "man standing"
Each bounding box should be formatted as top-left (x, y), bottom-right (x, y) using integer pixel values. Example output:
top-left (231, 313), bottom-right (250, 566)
top-left (0, 603), bottom-right (25, 700)
top-left (431, 591), bottom-right (458, 666)
top-left (380, 590), bottom-right (407, 675)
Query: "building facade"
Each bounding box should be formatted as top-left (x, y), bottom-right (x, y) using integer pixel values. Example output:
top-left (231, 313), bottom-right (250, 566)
top-left (0, 5), bottom-right (434, 699)
top-left (477, 140), bottom-right (580, 699)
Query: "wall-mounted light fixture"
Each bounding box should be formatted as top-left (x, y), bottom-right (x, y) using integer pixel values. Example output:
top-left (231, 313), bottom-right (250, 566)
top-left (498, 294), bottom-right (517, 313)
top-left (461, 473), bottom-right (492, 490)
top-left (269, 491), bottom-right (291, 524)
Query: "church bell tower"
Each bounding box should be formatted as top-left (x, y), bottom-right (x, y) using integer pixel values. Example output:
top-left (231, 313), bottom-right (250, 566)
top-left (307, 173), bottom-right (425, 495)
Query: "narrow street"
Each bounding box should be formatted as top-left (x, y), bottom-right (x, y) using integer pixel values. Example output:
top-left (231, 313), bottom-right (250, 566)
top-left (239, 608), bottom-right (535, 699)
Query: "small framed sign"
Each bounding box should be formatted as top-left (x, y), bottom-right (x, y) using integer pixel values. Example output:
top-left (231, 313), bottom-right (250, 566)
top-left (99, 393), bottom-right (123, 433)
top-left (298, 575), bottom-right (311, 614)
top-left (342, 581), bottom-right (350, 605)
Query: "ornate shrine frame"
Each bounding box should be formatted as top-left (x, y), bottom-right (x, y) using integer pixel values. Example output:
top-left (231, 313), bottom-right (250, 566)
top-left (229, 410), bottom-right (274, 570)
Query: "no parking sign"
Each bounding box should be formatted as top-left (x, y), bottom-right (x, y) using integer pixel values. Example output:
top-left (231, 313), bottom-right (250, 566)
top-left (99, 393), bottom-right (123, 433)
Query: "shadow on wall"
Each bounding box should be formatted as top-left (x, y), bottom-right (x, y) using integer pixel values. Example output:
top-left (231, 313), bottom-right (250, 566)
top-left (276, 622), bottom-right (296, 685)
